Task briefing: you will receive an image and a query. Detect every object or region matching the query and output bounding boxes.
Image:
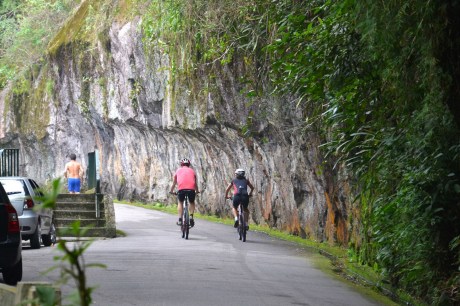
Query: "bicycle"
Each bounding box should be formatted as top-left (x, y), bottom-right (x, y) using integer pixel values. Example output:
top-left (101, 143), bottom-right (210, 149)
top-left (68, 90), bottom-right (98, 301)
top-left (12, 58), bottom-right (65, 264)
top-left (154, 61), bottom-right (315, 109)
top-left (227, 196), bottom-right (250, 242)
top-left (170, 191), bottom-right (198, 240)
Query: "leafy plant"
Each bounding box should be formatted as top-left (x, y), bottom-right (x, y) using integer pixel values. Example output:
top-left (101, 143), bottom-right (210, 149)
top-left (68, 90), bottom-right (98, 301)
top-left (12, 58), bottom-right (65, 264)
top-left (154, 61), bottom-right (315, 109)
top-left (51, 221), bottom-right (105, 306)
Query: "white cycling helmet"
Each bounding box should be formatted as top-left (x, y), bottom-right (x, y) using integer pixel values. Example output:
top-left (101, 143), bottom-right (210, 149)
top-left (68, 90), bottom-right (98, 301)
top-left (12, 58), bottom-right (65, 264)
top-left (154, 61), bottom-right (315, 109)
top-left (180, 158), bottom-right (191, 166)
top-left (235, 168), bottom-right (245, 177)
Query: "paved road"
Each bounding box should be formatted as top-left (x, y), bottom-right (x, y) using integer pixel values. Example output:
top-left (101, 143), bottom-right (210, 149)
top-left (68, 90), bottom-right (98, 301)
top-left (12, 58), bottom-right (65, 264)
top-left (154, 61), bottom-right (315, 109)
top-left (16, 203), bottom-right (383, 306)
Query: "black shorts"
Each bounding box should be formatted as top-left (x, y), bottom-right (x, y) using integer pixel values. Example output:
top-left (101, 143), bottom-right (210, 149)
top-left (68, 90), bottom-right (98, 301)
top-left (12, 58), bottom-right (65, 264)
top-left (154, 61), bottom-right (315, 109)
top-left (232, 194), bottom-right (249, 209)
top-left (178, 189), bottom-right (196, 203)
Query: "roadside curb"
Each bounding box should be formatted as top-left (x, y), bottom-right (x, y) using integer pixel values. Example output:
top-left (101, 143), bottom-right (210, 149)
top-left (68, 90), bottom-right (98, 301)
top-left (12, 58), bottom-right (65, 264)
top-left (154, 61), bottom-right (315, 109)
top-left (0, 282), bottom-right (61, 305)
top-left (318, 249), bottom-right (404, 305)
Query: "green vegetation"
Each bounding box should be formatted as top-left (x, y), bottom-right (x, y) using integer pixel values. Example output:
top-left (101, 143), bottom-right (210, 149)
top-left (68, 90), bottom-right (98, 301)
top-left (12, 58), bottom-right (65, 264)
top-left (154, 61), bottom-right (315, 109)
top-left (262, 2), bottom-right (460, 304)
top-left (141, 0), bottom-right (265, 122)
top-left (0, 0), bottom-right (79, 88)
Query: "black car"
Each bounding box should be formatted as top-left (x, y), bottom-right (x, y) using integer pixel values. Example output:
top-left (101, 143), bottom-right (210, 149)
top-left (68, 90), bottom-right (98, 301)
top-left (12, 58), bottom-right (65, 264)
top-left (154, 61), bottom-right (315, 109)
top-left (0, 182), bottom-right (23, 285)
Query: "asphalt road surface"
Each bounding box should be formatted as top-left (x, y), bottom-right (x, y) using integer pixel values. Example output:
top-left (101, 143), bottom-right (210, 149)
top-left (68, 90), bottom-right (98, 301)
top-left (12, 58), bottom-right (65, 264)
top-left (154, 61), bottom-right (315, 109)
top-left (16, 203), bottom-right (385, 306)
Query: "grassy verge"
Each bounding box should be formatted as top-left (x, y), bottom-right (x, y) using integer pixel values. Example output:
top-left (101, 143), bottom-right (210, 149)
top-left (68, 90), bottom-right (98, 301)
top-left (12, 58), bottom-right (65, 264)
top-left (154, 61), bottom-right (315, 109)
top-left (117, 200), bottom-right (424, 306)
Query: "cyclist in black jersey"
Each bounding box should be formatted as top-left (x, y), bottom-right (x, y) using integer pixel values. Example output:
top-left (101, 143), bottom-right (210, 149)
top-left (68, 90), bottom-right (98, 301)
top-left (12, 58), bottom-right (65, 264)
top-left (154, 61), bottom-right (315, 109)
top-left (225, 169), bottom-right (254, 229)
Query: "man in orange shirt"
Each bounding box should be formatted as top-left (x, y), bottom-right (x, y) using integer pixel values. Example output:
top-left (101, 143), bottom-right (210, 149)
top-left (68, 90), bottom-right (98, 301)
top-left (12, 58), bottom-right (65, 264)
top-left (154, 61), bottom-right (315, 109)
top-left (170, 158), bottom-right (199, 227)
top-left (64, 153), bottom-right (84, 194)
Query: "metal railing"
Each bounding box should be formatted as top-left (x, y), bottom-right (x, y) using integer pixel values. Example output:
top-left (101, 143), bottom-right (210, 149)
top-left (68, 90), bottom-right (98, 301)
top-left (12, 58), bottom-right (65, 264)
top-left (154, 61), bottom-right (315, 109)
top-left (0, 149), bottom-right (20, 177)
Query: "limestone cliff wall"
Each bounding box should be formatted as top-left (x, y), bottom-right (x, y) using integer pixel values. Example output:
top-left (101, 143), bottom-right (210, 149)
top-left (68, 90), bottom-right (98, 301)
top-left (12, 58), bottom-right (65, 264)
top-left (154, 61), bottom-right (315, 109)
top-left (0, 16), bottom-right (349, 244)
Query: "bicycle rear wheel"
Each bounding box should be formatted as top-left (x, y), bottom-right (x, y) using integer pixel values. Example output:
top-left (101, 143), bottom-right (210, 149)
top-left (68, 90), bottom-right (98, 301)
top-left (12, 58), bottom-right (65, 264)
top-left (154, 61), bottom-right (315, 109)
top-left (181, 221), bottom-right (186, 239)
top-left (239, 206), bottom-right (247, 242)
top-left (242, 221), bottom-right (247, 242)
top-left (181, 208), bottom-right (187, 239)
top-left (238, 208), bottom-right (245, 241)
top-left (184, 210), bottom-right (190, 240)
top-left (182, 196), bottom-right (190, 239)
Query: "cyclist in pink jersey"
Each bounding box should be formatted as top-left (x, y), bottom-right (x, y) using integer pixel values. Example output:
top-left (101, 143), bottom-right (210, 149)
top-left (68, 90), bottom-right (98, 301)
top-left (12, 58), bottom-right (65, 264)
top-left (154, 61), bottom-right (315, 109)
top-left (169, 158), bottom-right (200, 227)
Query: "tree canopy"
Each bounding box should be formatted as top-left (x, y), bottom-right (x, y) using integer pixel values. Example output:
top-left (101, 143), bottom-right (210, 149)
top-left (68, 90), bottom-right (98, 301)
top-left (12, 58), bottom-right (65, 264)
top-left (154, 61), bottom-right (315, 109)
top-left (0, 0), bottom-right (78, 88)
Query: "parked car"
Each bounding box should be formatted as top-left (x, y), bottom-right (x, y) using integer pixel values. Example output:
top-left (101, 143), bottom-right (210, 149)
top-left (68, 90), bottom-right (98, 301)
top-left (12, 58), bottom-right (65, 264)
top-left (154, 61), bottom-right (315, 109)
top-left (0, 177), bottom-right (56, 249)
top-left (0, 181), bottom-right (22, 285)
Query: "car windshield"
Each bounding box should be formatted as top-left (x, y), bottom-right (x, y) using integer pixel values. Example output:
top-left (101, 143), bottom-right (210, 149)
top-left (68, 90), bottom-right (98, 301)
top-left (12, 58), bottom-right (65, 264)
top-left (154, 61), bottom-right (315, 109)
top-left (0, 179), bottom-right (27, 199)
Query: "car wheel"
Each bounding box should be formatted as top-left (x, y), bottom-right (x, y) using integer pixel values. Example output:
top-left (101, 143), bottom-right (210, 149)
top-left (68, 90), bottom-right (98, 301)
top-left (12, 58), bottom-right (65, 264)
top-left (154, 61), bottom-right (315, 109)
top-left (42, 222), bottom-right (56, 247)
top-left (30, 222), bottom-right (42, 249)
top-left (2, 258), bottom-right (23, 285)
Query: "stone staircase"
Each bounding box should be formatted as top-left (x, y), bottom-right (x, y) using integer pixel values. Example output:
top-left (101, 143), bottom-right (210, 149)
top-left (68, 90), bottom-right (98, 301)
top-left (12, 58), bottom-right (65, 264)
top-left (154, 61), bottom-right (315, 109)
top-left (54, 193), bottom-right (116, 238)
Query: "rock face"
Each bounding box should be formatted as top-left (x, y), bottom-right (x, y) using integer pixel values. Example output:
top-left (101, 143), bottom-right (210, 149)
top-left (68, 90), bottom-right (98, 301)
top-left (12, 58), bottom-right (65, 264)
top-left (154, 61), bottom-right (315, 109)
top-left (0, 14), bottom-right (349, 244)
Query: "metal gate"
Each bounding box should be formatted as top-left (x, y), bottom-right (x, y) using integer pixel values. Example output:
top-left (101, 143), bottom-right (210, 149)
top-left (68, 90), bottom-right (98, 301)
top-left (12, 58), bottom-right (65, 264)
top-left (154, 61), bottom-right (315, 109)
top-left (0, 148), bottom-right (20, 177)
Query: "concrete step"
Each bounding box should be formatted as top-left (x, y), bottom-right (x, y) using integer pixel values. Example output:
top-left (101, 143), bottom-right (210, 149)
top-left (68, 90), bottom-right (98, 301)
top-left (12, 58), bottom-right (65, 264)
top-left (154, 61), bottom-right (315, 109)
top-left (57, 193), bottom-right (101, 201)
top-left (56, 226), bottom-right (113, 238)
top-left (55, 201), bottom-right (105, 209)
top-left (54, 210), bottom-right (105, 219)
top-left (53, 193), bottom-right (116, 238)
top-left (55, 218), bottom-right (107, 228)
top-left (56, 194), bottom-right (104, 206)
top-left (55, 198), bottom-right (105, 213)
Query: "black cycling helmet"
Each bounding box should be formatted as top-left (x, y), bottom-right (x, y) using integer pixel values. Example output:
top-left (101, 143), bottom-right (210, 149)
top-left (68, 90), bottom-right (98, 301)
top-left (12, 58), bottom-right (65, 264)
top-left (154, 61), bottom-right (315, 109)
top-left (235, 168), bottom-right (245, 178)
top-left (180, 158), bottom-right (191, 166)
